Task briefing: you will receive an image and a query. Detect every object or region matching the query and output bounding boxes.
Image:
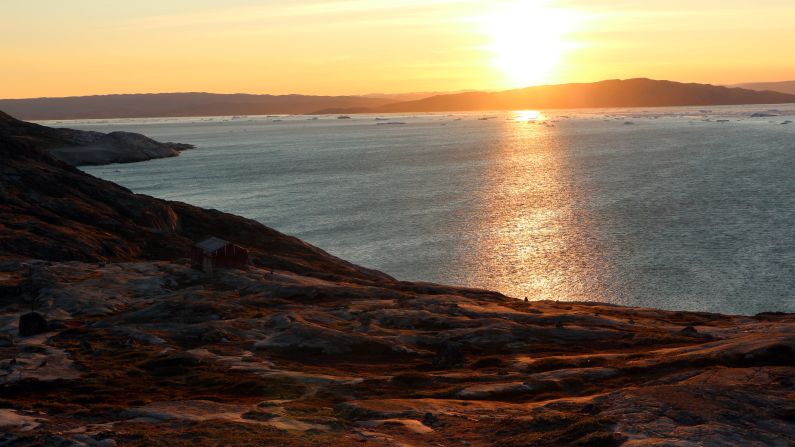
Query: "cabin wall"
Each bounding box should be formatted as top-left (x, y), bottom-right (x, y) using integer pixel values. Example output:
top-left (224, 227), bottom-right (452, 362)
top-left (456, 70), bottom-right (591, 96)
top-left (214, 244), bottom-right (248, 268)
top-left (190, 247), bottom-right (205, 269)
top-left (191, 243), bottom-right (248, 271)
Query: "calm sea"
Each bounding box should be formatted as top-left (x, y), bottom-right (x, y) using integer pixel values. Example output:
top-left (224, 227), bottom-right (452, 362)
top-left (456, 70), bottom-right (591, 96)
top-left (65, 104), bottom-right (795, 315)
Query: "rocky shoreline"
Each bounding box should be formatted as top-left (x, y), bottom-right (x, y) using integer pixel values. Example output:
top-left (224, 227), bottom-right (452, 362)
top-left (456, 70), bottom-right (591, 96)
top-left (0, 133), bottom-right (794, 446)
top-left (0, 111), bottom-right (193, 166)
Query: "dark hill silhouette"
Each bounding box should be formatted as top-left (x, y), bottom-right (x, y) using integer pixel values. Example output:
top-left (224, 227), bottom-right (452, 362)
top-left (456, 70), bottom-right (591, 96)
top-left (735, 81), bottom-right (795, 95)
top-left (0, 92), bottom-right (394, 120)
top-left (5, 79), bottom-right (794, 120)
top-left (364, 78), bottom-right (795, 113)
top-left (0, 110), bottom-right (192, 165)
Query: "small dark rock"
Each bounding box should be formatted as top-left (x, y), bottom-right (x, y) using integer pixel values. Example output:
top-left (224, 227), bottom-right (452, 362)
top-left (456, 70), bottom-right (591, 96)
top-left (433, 341), bottom-right (465, 369)
top-left (0, 434), bottom-right (20, 446)
top-left (665, 409), bottom-right (704, 426)
top-left (48, 319), bottom-right (67, 330)
top-left (391, 372), bottom-right (433, 387)
top-left (422, 412), bottom-right (440, 427)
top-left (139, 355), bottom-right (201, 377)
top-left (775, 407), bottom-right (795, 422)
top-left (21, 345), bottom-right (46, 354)
top-left (754, 312), bottom-right (789, 321)
top-left (18, 312), bottom-right (49, 337)
top-left (242, 410), bottom-right (277, 421)
top-left (680, 325), bottom-right (699, 336)
top-left (80, 339), bottom-right (94, 353)
top-left (0, 333), bottom-right (13, 347)
top-left (470, 357), bottom-right (504, 369)
top-left (777, 377), bottom-right (794, 388)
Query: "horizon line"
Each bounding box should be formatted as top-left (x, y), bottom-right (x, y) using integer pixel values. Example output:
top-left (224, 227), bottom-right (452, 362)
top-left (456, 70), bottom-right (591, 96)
top-left (2, 77), bottom-right (793, 102)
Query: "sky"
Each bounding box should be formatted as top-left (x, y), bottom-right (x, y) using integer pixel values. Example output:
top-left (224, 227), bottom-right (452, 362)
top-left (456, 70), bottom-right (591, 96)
top-left (1, 0), bottom-right (794, 98)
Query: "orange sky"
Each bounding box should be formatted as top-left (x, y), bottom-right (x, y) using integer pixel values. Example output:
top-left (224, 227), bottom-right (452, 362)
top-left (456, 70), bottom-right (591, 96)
top-left (1, 0), bottom-right (794, 99)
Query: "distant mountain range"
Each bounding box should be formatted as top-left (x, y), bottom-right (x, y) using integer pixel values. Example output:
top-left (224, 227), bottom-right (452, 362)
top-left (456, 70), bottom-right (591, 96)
top-left (360, 91), bottom-right (452, 102)
top-left (734, 81), bottom-right (795, 96)
top-left (0, 93), bottom-right (394, 120)
top-left (356, 78), bottom-right (795, 114)
top-left (3, 79), bottom-right (794, 120)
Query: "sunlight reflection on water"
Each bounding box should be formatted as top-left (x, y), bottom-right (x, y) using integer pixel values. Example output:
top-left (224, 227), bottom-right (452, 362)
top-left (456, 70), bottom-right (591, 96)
top-left (77, 104), bottom-right (795, 314)
top-left (467, 112), bottom-right (607, 301)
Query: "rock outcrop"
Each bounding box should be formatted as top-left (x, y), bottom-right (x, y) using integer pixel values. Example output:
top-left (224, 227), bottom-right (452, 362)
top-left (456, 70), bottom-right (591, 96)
top-left (0, 110), bottom-right (193, 166)
top-left (0, 134), bottom-right (793, 446)
top-left (17, 312), bottom-right (48, 337)
top-left (0, 134), bottom-right (388, 283)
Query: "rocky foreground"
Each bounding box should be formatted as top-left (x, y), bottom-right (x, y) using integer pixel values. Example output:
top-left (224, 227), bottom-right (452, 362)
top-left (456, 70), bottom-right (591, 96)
top-left (1, 135), bottom-right (794, 446)
top-left (0, 111), bottom-right (192, 166)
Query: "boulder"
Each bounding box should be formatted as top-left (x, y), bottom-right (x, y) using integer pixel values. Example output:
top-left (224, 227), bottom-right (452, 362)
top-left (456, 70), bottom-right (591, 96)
top-left (19, 311), bottom-right (49, 336)
top-left (422, 412), bottom-right (440, 428)
top-left (433, 341), bottom-right (465, 369)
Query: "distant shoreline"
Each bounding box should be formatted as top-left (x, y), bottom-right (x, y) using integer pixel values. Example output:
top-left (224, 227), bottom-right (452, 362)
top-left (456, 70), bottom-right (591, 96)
top-left (4, 78), bottom-right (795, 120)
top-left (32, 101), bottom-right (795, 124)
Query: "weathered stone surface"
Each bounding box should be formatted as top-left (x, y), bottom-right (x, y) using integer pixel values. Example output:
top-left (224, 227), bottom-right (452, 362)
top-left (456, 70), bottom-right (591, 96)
top-left (1, 260), bottom-right (791, 445)
top-left (432, 341), bottom-right (465, 369)
top-left (0, 127), bottom-right (793, 446)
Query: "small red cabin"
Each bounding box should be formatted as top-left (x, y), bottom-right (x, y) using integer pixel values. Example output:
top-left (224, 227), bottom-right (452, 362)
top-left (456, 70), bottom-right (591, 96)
top-left (191, 237), bottom-right (248, 273)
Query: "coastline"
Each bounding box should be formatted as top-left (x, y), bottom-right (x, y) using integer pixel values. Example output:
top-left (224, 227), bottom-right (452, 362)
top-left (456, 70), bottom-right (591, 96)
top-left (78, 107), bottom-right (795, 315)
top-left (0, 110), bottom-right (194, 166)
top-left (1, 123), bottom-right (794, 445)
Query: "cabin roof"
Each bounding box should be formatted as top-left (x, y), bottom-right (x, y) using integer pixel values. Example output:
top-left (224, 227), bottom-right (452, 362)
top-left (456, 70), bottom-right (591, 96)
top-left (194, 236), bottom-right (230, 253)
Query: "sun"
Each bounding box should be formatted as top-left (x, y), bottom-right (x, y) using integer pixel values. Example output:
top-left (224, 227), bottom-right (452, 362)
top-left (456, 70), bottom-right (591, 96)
top-left (482, 1), bottom-right (580, 87)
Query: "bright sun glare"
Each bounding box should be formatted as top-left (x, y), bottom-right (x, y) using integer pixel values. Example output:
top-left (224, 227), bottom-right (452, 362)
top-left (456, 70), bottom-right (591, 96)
top-left (483, 1), bottom-right (580, 87)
